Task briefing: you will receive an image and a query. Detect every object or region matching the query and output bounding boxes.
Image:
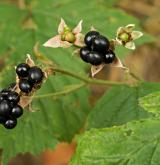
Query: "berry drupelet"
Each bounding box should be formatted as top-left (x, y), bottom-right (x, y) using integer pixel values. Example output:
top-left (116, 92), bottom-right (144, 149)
top-left (87, 51), bottom-right (103, 66)
top-left (16, 63), bottom-right (30, 78)
top-left (80, 30), bottom-right (116, 66)
top-left (19, 79), bottom-right (33, 93)
top-left (80, 47), bottom-right (90, 63)
top-left (28, 66), bottom-right (44, 84)
top-left (84, 31), bottom-right (100, 47)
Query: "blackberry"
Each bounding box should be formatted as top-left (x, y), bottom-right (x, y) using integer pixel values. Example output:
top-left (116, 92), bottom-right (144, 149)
top-left (92, 35), bottom-right (110, 53)
top-left (16, 63), bottom-right (30, 78)
top-left (11, 105), bottom-right (23, 118)
top-left (4, 118), bottom-right (17, 129)
top-left (0, 100), bottom-right (11, 116)
top-left (7, 91), bottom-right (20, 104)
top-left (104, 50), bottom-right (116, 64)
top-left (19, 79), bottom-right (33, 93)
top-left (87, 51), bottom-right (103, 66)
top-left (28, 66), bottom-right (44, 84)
top-left (0, 116), bottom-right (6, 124)
top-left (80, 47), bottom-right (90, 63)
top-left (84, 31), bottom-right (100, 47)
top-left (1, 89), bottom-right (10, 99)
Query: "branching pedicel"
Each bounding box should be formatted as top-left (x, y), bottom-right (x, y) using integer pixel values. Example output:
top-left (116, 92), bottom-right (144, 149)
top-left (0, 19), bottom-right (143, 129)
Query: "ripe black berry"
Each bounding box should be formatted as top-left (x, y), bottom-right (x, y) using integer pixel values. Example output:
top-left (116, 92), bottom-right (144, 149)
top-left (16, 63), bottom-right (30, 77)
top-left (104, 50), bottom-right (116, 64)
top-left (0, 116), bottom-right (6, 124)
top-left (87, 51), bottom-right (103, 66)
top-left (19, 79), bottom-right (33, 93)
top-left (84, 31), bottom-right (100, 47)
top-left (92, 35), bottom-right (110, 53)
top-left (80, 47), bottom-right (90, 62)
top-left (28, 66), bottom-right (44, 84)
top-left (7, 91), bottom-right (20, 104)
top-left (11, 105), bottom-right (23, 118)
top-left (1, 89), bottom-right (10, 99)
top-left (0, 100), bottom-right (11, 116)
top-left (4, 118), bottom-right (17, 129)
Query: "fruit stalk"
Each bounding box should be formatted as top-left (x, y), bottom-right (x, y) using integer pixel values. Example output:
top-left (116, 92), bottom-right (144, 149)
top-left (53, 68), bottom-right (128, 86)
top-left (33, 83), bottom-right (86, 99)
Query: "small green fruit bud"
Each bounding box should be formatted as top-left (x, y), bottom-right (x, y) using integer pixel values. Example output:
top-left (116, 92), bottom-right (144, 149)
top-left (119, 33), bottom-right (129, 42)
top-left (65, 32), bottom-right (76, 43)
top-left (64, 26), bottom-right (71, 32)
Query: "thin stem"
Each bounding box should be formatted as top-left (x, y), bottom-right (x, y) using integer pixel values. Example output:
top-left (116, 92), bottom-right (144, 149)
top-left (31, 67), bottom-right (128, 99)
top-left (54, 68), bottom-right (89, 83)
top-left (54, 68), bottom-right (128, 86)
top-left (129, 71), bottom-right (143, 81)
top-left (33, 83), bottom-right (86, 99)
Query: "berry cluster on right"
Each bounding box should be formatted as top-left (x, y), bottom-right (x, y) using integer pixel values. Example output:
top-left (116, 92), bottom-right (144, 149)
top-left (16, 63), bottom-right (44, 94)
top-left (80, 31), bottom-right (116, 66)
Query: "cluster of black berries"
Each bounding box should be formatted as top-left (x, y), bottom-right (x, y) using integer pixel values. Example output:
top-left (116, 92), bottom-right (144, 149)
top-left (0, 83), bottom-right (23, 129)
top-left (80, 31), bottom-right (116, 66)
top-left (16, 63), bottom-right (44, 93)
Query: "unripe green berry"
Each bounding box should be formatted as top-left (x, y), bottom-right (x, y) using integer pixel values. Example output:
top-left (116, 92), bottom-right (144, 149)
top-left (119, 33), bottom-right (129, 42)
top-left (64, 26), bottom-right (71, 32)
top-left (65, 32), bottom-right (76, 43)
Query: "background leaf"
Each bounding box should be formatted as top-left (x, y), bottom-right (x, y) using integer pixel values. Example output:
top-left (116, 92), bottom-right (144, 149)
top-left (139, 91), bottom-right (160, 115)
top-left (87, 83), bottom-right (160, 129)
top-left (70, 118), bottom-right (160, 165)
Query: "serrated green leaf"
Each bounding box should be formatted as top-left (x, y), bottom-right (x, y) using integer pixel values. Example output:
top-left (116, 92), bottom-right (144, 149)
top-left (70, 118), bottom-right (160, 165)
top-left (139, 91), bottom-right (160, 115)
top-left (87, 83), bottom-right (160, 129)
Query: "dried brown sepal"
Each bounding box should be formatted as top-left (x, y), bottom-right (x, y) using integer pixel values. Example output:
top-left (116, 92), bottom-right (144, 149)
top-left (34, 43), bottom-right (53, 65)
top-left (72, 49), bottom-right (80, 56)
top-left (90, 26), bottom-right (97, 31)
top-left (91, 64), bottom-right (105, 77)
top-left (111, 57), bottom-right (128, 70)
top-left (26, 54), bottom-right (35, 67)
top-left (109, 40), bottom-right (116, 50)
